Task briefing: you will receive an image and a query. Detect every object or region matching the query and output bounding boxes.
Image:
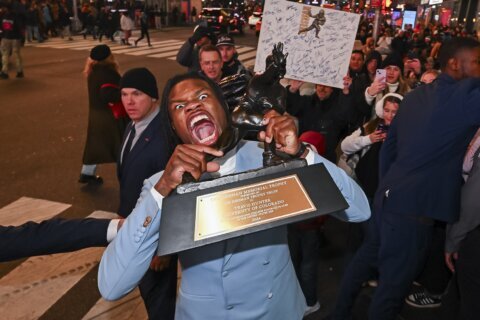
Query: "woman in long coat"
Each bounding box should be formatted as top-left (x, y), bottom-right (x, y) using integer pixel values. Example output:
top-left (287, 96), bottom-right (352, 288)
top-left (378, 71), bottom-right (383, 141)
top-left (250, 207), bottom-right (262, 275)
top-left (79, 44), bottom-right (129, 184)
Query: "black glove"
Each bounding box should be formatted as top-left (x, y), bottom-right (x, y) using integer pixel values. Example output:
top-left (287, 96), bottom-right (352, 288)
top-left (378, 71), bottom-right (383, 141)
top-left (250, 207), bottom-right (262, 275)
top-left (189, 26), bottom-right (209, 44)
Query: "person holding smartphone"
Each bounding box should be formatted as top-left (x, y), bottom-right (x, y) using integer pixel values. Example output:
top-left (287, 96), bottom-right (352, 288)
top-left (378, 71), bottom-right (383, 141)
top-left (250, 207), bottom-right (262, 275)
top-left (364, 54), bottom-right (410, 121)
top-left (340, 93), bottom-right (403, 201)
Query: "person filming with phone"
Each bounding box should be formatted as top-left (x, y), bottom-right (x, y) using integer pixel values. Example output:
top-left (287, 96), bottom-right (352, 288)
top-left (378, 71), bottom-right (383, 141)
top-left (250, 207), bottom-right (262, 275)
top-left (340, 93), bottom-right (403, 203)
top-left (364, 54), bottom-right (410, 121)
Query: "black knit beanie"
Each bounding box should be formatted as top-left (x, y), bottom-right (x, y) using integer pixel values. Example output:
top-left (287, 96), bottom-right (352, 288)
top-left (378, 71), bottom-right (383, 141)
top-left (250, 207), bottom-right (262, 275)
top-left (382, 53), bottom-right (404, 73)
top-left (90, 44), bottom-right (111, 61)
top-left (120, 67), bottom-right (159, 99)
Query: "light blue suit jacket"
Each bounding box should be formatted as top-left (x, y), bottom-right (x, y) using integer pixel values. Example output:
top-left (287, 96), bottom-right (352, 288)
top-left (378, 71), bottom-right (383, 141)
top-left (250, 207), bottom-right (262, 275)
top-left (98, 140), bottom-right (370, 320)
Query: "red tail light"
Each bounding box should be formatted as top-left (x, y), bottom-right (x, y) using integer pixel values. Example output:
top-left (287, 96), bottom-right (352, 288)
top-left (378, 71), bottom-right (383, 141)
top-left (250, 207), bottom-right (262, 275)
top-left (219, 15), bottom-right (223, 23)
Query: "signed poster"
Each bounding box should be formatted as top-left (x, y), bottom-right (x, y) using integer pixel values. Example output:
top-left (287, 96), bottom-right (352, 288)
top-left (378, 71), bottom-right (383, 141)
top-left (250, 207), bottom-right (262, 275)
top-left (255, 0), bottom-right (360, 88)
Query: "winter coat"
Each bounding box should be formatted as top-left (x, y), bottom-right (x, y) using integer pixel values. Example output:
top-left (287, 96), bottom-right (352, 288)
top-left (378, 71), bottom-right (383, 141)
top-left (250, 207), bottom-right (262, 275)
top-left (82, 64), bottom-right (129, 164)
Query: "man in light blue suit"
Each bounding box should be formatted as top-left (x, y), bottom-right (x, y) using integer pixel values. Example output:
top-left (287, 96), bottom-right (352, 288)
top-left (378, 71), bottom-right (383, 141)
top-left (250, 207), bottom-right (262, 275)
top-left (98, 72), bottom-right (370, 319)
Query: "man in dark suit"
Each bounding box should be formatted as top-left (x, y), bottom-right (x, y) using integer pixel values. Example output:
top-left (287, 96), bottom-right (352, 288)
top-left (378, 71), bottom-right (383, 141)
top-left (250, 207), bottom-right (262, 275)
top-left (117, 68), bottom-right (176, 319)
top-left (333, 37), bottom-right (480, 320)
top-left (1, 218), bottom-right (120, 262)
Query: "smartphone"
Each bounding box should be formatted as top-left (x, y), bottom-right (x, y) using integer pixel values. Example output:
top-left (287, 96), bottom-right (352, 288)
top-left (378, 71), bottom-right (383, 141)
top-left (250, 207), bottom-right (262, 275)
top-left (377, 123), bottom-right (389, 133)
top-left (376, 69), bottom-right (386, 83)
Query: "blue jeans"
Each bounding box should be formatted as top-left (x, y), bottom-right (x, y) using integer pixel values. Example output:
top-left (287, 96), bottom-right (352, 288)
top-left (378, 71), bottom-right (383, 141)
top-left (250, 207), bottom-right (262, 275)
top-left (333, 209), bottom-right (433, 320)
top-left (26, 25), bottom-right (43, 42)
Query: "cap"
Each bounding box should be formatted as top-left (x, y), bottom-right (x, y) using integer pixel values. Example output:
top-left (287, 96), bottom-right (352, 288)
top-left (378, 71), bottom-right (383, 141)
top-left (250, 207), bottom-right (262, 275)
top-left (216, 34), bottom-right (235, 47)
top-left (382, 53), bottom-right (404, 73)
top-left (299, 131), bottom-right (326, 156)
top-left (120, 67), bottom-right (159, 99)
top-left (90, 44), bottom-right (111, 61)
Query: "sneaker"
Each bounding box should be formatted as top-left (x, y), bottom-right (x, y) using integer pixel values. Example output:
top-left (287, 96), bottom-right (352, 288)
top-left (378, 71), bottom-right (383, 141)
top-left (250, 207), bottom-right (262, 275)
top-left (78, 174), bottom-right (103, 185)
top-left (0, 72), bottom-right (8, 79)
top-left (304, 301), bottom-right (321, 317)
top-left (405, 290), bottom-right (441, 308)
top-left (16, 72), bottom-right (24, 78)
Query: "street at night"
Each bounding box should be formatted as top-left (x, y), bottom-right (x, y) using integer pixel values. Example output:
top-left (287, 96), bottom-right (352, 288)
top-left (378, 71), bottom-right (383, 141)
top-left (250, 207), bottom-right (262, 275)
top-left (0, 0), bottom-right (480, 320)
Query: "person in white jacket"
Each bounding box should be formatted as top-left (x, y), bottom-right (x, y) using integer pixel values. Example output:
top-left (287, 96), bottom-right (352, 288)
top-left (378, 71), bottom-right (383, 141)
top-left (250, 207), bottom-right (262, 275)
top-left (340, 93), bottom-right (403, 201)
top-left (120, 11), bottom-right (134, 45)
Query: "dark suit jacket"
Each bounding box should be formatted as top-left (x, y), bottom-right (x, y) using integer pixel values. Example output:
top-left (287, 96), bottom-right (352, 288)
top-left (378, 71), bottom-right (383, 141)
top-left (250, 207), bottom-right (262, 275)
top-left (376, 74), bottom-right (480, 222)
top-left (0, 218), bottom-right (110, 262)
top-left (117, 112), bottom-right (170, 217)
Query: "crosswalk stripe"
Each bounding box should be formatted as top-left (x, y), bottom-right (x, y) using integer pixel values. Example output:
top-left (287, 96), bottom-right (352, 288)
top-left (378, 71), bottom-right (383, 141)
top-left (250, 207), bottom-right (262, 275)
top-left (70, 45), bottom-right (105, 51)
top-left (26, 37), bottom-right (257, 67)
top-left (0, 197), bottom-right (70, 226)
top-left (82, 288), bottom-right (147, 320)
top-left (148, 50), bottom-right (180, 59)
top-left (110, 40), bottom-right (183, 53)
top-left (0, 208), bottom-right (117, 320)
top-left (125, 44), bottom-right (183, 56)
top-left (235, 47), bottom-right (256, 54)
top-left (238, 50), bottom-right (258, 60)
top-left (42, 41), bottom-right (111, 49)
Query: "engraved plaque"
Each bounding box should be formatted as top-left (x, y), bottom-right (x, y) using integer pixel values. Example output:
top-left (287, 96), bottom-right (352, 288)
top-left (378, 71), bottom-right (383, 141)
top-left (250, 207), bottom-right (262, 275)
top-left (194, 174), bottom-right (316, 241)
top-left (157, 162), bottom-right (348, 256)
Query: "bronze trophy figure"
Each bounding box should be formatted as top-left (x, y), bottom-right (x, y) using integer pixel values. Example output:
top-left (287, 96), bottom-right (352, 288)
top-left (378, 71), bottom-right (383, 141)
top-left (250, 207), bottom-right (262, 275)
top-left (231, 42), bottom-right (289, 167)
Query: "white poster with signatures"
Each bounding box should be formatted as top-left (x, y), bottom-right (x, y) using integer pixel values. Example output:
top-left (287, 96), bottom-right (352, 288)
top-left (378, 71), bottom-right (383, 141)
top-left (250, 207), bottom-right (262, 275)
top-left (255, 0), bottom-right (360, 88)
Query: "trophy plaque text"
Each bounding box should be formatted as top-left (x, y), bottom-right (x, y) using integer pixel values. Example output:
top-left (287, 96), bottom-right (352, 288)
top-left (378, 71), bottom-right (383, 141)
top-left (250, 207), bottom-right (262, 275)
top-left (195, 175), bottom-right (316, 241)
top-left (157, 161), bottom-right (348, 256)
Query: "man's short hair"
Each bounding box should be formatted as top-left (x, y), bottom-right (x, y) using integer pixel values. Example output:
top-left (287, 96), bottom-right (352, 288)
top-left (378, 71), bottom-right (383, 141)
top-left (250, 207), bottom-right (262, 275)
top-left (199, 45), bottom-right (221, 61)
top-left (351, 50), bottom-right (365, 59)
top-left (438, 37), bottom-right (479, 70)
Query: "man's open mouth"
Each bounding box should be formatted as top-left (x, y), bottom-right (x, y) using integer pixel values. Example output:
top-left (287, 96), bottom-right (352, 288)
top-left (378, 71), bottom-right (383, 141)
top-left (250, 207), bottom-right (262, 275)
top-left (189, 113), bottom-right (218, 145)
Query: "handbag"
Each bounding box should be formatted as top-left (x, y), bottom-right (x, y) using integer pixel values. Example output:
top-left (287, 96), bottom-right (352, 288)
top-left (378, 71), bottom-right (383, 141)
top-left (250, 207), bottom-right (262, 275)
top-left (100, 83), bottom-right (128, 119)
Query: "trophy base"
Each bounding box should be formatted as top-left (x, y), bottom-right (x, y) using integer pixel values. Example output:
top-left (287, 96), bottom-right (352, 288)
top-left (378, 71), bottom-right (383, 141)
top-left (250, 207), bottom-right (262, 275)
top-left (157, 160), bottom-right (347, 256)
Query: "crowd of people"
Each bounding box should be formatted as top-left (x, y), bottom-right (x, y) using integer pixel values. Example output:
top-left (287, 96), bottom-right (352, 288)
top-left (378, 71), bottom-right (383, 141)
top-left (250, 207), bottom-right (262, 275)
top-left (0, 0), bottom-right (160, 79)
top-left (1, 3), bottom-right (480, 319)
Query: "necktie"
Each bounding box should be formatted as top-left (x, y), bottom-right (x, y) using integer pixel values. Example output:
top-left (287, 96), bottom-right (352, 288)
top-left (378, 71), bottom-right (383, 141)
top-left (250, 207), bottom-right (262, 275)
top-left (122, 124), bottom-right (135, 165)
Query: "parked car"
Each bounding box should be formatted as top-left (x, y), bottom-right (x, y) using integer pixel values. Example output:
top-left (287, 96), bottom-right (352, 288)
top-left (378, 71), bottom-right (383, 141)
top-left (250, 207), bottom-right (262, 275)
top-left (248, 11), bottom-right (262, 29)
top-left (199, 7), bottom-right (233, 33)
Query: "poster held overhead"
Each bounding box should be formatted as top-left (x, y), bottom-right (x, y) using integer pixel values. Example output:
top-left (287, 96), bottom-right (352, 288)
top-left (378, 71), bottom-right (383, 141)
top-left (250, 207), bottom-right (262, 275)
top-left (255, 0), bottom-right (360, 89)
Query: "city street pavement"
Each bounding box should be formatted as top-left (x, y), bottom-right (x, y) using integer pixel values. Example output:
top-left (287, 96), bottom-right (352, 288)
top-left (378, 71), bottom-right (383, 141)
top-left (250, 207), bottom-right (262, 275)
top-left (0, 27), bottom-right (446, 319)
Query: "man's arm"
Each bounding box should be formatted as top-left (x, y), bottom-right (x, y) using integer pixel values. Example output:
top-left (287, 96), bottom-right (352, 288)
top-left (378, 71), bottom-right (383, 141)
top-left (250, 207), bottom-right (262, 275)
top-left (98, 173), bottom-right (165, 300)
top-left (176, 39), bottom-right (195, 68)
top-left (0, 218), bottom-right (112, 262)
top-left (445, 152), bottom-right (480, 255)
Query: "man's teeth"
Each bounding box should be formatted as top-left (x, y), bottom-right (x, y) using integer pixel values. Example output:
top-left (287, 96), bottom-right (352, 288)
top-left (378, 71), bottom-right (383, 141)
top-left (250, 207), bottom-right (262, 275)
top-left (190, 114), bottom-right (209, 127)
top-left (199, 132), bottom-right (215, 143)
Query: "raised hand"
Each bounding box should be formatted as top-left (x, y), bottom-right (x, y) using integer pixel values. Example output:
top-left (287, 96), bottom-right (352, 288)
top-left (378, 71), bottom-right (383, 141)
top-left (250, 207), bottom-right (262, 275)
top-left (258, 110), bottom-right (306, 157)
top-left (154, 145), bottom-right (223, 196)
